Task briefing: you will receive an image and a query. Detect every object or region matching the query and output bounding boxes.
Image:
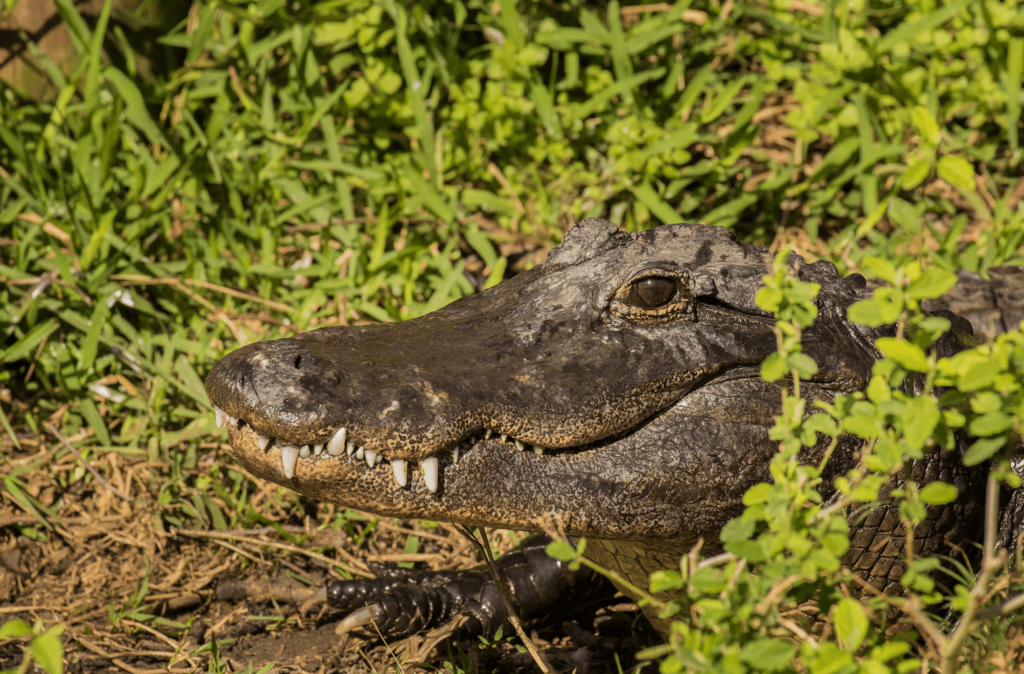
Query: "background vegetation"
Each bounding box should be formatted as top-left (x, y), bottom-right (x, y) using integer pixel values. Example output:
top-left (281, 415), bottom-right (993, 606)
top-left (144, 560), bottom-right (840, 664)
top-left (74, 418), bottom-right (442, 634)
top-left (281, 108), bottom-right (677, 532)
top-left (1, 0), bottom-right (1024, 671)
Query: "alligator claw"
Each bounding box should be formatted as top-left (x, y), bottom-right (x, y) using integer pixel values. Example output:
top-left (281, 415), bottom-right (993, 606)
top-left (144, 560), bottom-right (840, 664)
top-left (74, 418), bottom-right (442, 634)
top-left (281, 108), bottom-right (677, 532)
top-left (335, 605), bottom-right (378, 635)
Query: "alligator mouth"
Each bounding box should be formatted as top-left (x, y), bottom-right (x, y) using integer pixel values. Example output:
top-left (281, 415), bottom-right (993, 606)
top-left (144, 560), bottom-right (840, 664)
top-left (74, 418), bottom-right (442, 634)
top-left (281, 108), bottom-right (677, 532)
top-left (211, 362), bottom-right (700, 496)
top-left (213, 407), bottom-right (579, 492)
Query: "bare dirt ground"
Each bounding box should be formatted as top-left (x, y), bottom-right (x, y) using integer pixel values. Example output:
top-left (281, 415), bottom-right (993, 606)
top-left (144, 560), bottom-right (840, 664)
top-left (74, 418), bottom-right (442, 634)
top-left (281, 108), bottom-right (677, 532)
top-left (0, 436), bottom-right (653, 673)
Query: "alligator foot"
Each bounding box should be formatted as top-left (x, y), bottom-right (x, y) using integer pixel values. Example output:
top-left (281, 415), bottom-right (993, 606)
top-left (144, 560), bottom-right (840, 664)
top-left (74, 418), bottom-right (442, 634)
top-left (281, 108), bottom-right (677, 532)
top-left (324, 535), bottom-right (604, 638)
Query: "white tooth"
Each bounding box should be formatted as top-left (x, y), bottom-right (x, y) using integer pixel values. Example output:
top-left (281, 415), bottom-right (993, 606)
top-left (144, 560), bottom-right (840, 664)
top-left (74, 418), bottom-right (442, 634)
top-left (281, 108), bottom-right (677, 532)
top-left (485, 430), bottom-right (492, 440)
top-left (501, 434), bottom-right (507, 443)
top-left (215, 407), bottom-right (226, 428)
top-left (356, 446), bottom-right (364, 460)
top-left (534, 446), bottom-right (545, 455)
top-left (327, 428), bottom-right (347, 456)
top-left (299, 445), bottom-right (310, 459)
top-left (391, 459), bottom-right (408, 487)
top-left (229, 415), bottom-right (238, 426)
top-left (375, 452), bottom-right (383, 466)
top-left (313, 443), bottom-right (324, 456)
top-left (453, 447), bottom-right (460, 463)
top-left (514, 440), bottom-right (523, 451)
top-left (365, 449), bottom-right (376, 468)
top-left (281, 446), bottom-right (299, 479)
top-left (257, 435), bottom-right (271, 451)
top-left (346, 441), bottom-right (355, 456)
top-left (421, 457), bottom-right (439, 493)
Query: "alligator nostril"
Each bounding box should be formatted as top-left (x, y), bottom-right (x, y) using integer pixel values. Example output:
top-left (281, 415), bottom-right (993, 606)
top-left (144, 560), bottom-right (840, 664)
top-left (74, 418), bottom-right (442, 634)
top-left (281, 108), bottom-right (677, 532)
top-left (294, 355), bottom-right (302, 369)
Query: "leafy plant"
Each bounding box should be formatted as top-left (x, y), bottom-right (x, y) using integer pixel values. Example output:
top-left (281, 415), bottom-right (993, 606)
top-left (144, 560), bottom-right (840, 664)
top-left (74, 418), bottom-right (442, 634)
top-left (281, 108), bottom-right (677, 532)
top-left (0, 619), bottom-right (65, 674)
top-left (1, 0), bottom-right (1024, 670)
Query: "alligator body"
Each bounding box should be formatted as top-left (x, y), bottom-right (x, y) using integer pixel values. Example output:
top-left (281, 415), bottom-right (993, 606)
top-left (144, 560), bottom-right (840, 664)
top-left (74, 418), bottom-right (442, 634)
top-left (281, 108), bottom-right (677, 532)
top-left (205, 219), bottom-right (1020, 636)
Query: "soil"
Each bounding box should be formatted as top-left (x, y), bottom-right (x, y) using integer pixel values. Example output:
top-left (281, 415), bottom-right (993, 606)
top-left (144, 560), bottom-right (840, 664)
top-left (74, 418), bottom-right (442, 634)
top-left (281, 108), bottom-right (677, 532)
top-left (0, 440), bottom-right (653, 673)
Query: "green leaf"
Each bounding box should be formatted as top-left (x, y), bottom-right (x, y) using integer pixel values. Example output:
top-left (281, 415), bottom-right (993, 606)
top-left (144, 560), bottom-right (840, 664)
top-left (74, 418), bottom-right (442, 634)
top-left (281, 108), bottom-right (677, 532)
top-left (910, 106), bottom-right (940, 145)
top-left (29, 627), bottom-right (65, 674)
top-left (861, 257), bottom-right (897, 284)
top-left (937, 155), bottom-right (976, 190)
top-left (401, 162), bottom-right (455, 222)
top-left (919, 482), bottom-right (958, 505)
top-left (649, 570), bottom-right (684, 593)
top-left (834, 598), bottom-right (868, 651)
top-left (963, 437), bottom-right (1007, 466)
top-left (2, 319), bottom-right (60, 363)
top-left (703, 194), bottom-right (757, 225)
top-left (528, 81), bottom-right (563, 141)
top-left (79, 397), bottom-right (111, 446)
top-left (545, 540), bottom-right (577, 562)
top-left (906, 268), bottom-right (958, 300)
top-left (387, 2), bottom-right (436, 182)
top-left (788, 352), bottom-right (819, 379)
top-left (848, 295), bottom-right (902, 327)
top-left (969, 412), bottom-right (1013, 437)
top-left (463, 227), bottom-right (498, 269)
top-left (760, 352), bottom-right (788, 382)
top-left (79, 300), bottom-right (110, 372)
top-left (957, 357), bottom-right (1001, 391)
top-left (876, 338), bottom-right (928, 372)
top-left (104, 67), bottom-right (170, 148)
top-left (632, 183), bottom-right (680, 225)
top-left (902, 396), bottom-right (939, 450)
top-left (483, 257), bottom-right (507, 290)
top-left (901, 159), bottom-right (931, 189)
top-left (743, 483), bottom-right (772, 505)
top-left (844, 416), bottom-right (883, 440)
top-left (1006, 39), bottom-right (1023, 152)
top-left (0, 619), bottom-right (32, 638)
top-left (738, 639), bottom-right (795, 671)
top-left (700, 76), bottom-right (747, 125)
top-left (80, 211), bottom-right (116, 271)
top-left (720, 517), bottom-right (755, 543)
top-left (888, 197), bottom-right (919, 233)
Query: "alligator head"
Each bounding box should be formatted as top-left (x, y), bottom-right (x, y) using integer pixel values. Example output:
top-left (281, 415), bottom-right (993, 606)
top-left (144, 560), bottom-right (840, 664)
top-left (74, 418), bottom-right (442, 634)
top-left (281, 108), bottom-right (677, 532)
top-left (206, 220), bottom-right (878, 545)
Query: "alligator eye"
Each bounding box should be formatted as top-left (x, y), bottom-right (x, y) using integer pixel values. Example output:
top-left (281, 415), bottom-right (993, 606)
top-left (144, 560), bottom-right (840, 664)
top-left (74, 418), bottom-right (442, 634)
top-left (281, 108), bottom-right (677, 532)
top-left (630, 277), bottom-right (676, 309)
top-left (610, 269), bottom-right (692, 323)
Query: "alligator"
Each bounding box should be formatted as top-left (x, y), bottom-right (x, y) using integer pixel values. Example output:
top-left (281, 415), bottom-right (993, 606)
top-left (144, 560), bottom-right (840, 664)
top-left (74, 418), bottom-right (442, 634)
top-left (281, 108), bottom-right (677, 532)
top-left (205, 218), bottom-right (1024, 638)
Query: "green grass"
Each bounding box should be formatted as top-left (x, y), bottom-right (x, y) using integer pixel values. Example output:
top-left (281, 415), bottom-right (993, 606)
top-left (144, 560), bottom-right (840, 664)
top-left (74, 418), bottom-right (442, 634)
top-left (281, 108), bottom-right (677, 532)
top-left (1, 0), bottom-right (1024, 671)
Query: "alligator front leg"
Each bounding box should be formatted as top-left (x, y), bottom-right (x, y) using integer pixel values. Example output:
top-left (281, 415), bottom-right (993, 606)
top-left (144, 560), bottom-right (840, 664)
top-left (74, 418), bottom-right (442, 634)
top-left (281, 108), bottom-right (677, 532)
top-left (326, 535), bottom-right (605, 637)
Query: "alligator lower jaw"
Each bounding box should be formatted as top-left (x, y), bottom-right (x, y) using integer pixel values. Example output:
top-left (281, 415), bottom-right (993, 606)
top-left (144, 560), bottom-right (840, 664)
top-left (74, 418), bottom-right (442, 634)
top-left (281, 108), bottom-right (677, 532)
top-left (217, 410), bottom-right (568, 493)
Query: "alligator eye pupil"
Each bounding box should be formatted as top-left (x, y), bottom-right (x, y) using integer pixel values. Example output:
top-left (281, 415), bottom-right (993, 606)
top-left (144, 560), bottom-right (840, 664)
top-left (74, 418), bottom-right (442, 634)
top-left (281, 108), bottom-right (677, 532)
top-left (631, 278), bottom-right (675, 309)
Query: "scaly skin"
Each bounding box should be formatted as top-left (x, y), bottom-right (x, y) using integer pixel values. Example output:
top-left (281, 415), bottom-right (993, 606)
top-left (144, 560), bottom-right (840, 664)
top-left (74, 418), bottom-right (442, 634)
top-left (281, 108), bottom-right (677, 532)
top-left (206, 219), bottom-right (1003, 636)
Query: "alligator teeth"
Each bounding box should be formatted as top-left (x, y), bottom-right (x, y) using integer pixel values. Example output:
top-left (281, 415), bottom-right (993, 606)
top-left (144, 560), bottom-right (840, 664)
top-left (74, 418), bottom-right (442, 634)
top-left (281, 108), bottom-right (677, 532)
top-left (485, 430), bottom-right (492, 440)
top-left (421, 457), bottom-right (439, 493)
top-left (346, 441), bottom-right (355, 456)
top-left (228, 414), bottom-right (238, 426)
top-left (514, 439), bottom-right (523, 451)
top-left (452, 447), bottom-right (460, 463)
top-left (281, 445), bottom-right (299, 479)
top-left (375, 452), bottom-right (383, 466)
top-left (391, 459), bottom-right (408, 487)
top-left (299, 445), bottom-right (311, 459)
top-left (356, 446), bottom-right (365, 460)
top-left (215, 407), bottom-right (226, 428)
top-left (257, 434), bottom-right (271, 451)
top-left (313, 443), bottom-right (324, 456)
top-left (327, 428), bottom-right (347, 456)
top-left (500, 434), bottom-right (507, 443)
top-left (365, 448), bottom-right (376, 468)
top-left (534, 446), bottom-right (545, 455)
